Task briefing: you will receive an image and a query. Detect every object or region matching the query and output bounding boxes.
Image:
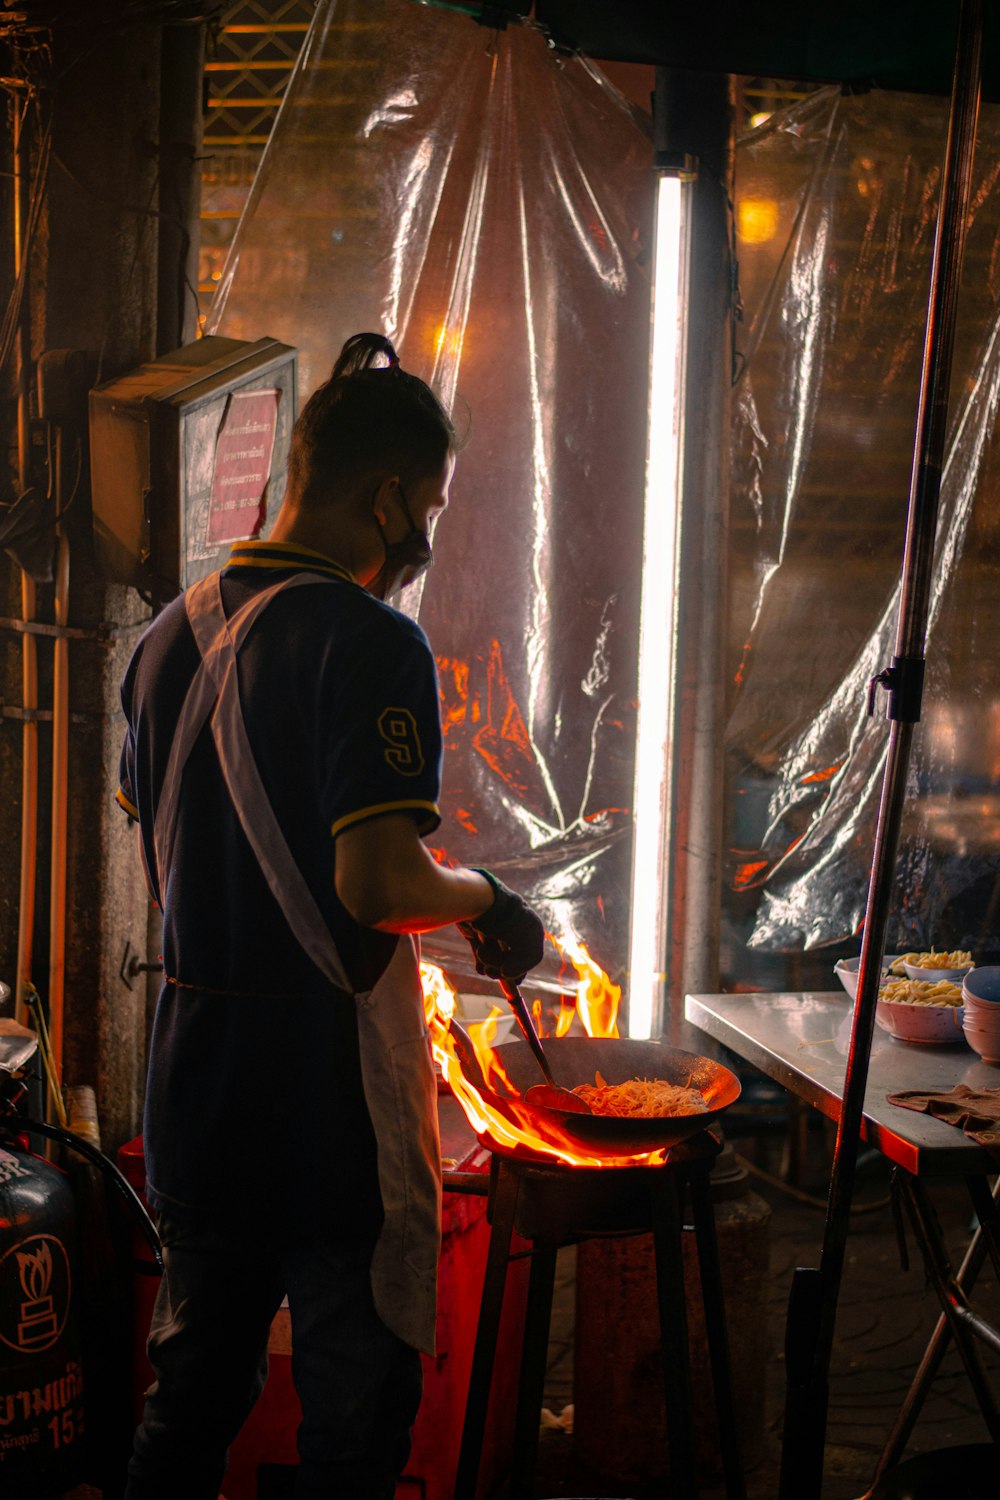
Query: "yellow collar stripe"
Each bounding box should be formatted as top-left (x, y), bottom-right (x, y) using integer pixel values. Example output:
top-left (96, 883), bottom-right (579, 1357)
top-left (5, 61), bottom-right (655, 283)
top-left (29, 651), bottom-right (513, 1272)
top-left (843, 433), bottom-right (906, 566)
top-left (226, 541), bottom-right (354, 584)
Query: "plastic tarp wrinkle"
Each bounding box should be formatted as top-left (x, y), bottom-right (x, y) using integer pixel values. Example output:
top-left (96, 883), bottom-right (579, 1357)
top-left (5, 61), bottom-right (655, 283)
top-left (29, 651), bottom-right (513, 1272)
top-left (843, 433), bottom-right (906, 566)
top-left (207, 0), bottom-right (653, 990)
top-left (728, 87), bottom-right (1000, 959)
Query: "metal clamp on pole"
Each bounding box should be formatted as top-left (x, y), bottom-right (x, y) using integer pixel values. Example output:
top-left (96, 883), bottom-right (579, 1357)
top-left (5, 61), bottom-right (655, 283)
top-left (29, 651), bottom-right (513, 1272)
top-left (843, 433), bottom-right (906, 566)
top-left (867, 654), bottom-right (926, 722)
top-left (655, 148), bottom-right (699, 181)
top-left (0, 615), bottom-right (122, 642)
top-left (653, 69), bottom-right (700, 181)
top-left (1, 702), bottom-right (52, 722)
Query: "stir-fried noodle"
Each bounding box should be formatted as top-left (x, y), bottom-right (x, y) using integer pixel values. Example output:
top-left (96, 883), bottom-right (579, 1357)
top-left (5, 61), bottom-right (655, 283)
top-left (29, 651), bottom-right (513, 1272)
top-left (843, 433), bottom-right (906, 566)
top-left (572, 1070), bottom-right (709, 1118)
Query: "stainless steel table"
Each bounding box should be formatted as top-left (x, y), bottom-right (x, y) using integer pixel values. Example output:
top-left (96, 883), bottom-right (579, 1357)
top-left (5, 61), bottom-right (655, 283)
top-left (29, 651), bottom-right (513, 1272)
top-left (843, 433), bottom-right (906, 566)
top-left (684, 989), bottom-right (1000, 1177)
top-left (685, 989), bottom-right (1000, 1487)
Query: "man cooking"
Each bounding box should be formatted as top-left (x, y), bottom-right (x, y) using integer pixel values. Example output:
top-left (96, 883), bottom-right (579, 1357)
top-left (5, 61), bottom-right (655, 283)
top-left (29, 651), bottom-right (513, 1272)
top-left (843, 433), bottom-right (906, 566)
top-left (117, 331), bottom-right (545, 1499)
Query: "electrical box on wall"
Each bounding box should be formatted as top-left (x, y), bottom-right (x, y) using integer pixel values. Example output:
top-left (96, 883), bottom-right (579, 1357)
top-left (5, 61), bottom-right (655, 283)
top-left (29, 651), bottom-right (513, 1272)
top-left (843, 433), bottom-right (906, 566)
top-left (89, 335), bottom-right (297, 598)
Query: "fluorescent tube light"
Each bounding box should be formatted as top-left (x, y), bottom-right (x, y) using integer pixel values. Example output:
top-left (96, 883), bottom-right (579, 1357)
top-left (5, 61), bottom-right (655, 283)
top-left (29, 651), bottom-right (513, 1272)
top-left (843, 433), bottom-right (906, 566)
top-left (627, 171), bottom-right (692, 1039)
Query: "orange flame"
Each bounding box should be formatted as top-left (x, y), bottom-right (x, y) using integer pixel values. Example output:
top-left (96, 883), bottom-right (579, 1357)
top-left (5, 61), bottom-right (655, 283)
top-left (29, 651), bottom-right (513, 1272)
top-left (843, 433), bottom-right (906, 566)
top-left (551, 931), bottom-right (621, 1038)
top-left (733, 859), bottom-right (769, 889)
top-left (467, 1008), bottom-right (518, 1094)
top-left (800, 759), bottom-right (845, 785)
top-left (554, 996), bottom-right (575, 1038)
top-left (420, 950), bottom-right (663, 1169)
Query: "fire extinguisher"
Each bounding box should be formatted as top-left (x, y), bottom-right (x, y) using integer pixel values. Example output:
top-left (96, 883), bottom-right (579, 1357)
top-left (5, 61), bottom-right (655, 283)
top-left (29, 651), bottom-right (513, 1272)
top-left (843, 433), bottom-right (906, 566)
top-left (0, 1021), bottom-right (160, 1498)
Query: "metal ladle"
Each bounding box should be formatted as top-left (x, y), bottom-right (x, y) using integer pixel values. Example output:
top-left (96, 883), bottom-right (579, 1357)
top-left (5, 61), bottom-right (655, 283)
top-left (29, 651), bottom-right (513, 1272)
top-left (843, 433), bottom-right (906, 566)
top-left (499, 978), bottom-right (592, 1113)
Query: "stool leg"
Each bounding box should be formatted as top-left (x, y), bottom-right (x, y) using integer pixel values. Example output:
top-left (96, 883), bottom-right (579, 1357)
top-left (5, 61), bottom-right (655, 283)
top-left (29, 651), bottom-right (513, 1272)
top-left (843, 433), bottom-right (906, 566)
top-left (454, 1162), bottom-right (520, 1500)
top-left (508, 1244), bottom-right (558, 1500)
top-left (689, 1167), bottom-right (747, 1500)
top-left (650, 1168), bottom-right (698, 1500)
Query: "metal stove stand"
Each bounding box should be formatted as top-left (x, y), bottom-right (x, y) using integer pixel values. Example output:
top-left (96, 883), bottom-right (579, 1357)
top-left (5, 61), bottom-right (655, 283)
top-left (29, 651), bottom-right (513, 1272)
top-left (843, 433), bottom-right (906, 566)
top-left (454, 1129), bottom-right (747, 1500)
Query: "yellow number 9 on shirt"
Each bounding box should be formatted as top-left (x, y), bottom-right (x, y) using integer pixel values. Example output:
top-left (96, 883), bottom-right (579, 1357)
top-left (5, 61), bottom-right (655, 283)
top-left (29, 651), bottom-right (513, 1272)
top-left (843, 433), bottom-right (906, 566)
top-left (378, 707), bottom-right (425, 777)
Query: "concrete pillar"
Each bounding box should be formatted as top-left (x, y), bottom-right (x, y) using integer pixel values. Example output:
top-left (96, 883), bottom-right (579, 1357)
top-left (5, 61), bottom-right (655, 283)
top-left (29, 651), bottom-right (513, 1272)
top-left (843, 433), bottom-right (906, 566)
top-left (158, 23), bottom-right (206, 354)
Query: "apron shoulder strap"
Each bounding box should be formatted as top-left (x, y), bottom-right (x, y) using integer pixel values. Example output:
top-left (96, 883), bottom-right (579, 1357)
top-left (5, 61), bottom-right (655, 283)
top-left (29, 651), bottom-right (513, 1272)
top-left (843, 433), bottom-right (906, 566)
top-left (156, 568), bottom-right (354, 995)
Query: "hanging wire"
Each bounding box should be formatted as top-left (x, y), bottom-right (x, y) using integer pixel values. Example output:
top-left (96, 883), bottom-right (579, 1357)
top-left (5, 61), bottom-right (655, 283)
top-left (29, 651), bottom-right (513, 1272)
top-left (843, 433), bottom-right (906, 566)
top-left (0, 4), bottom-right (223, 97)
top-left (22, 984), bottom-right (67, 1129)
top-left (0, 3), bottom-right (211, 394)
top-left (0, 85), bottom-right (52, 380)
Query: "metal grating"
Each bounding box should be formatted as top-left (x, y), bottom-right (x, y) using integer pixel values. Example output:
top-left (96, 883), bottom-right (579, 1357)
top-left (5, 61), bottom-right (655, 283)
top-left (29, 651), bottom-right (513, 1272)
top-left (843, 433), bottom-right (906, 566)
top-left (198, 0), bottom-right (314, 319)
top-left (204, 0), bottom-right (313, 146)
top-left (737, 76), bottom-right (815, 131)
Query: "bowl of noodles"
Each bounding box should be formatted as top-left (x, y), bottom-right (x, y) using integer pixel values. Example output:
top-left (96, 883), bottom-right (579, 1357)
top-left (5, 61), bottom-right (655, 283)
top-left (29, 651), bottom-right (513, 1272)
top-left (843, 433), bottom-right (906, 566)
top-left (834, 955), bottom-right (900, 1000)
top-left (875, 976), bottom-right (967, 1045)
top-left (898, 949), bottom-right (974, 985)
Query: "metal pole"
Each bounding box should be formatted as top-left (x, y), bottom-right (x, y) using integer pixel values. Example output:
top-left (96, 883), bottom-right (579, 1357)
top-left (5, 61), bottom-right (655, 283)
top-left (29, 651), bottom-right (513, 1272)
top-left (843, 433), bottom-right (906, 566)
top-left (637, 69), bottom-right (733, 1042)
top-left (661, 70), bottom-right (735, 1043)
top-left (13, 90), bottom-right (38, 1029)
top-left (778, 2), bottom-right (984, 1494)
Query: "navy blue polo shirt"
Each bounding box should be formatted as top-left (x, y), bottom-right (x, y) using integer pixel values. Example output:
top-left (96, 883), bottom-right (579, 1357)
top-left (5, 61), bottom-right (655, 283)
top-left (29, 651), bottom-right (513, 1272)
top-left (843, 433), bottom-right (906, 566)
top-left (117, 540), bottom-right (443, 1238)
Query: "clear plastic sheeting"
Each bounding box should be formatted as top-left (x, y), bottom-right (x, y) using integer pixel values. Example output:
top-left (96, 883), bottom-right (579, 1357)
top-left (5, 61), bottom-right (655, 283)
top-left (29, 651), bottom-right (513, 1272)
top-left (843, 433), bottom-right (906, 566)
top-left (207, 0), bottom-right (653, 988)
top-left (727, 87), bottom-right (1000, 961)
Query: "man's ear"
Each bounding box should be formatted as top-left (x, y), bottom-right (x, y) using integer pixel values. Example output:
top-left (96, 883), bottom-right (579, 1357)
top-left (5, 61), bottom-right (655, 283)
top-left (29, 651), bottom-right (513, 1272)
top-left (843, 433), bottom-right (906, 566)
top-left (371, 473), bottom-right (401, 527)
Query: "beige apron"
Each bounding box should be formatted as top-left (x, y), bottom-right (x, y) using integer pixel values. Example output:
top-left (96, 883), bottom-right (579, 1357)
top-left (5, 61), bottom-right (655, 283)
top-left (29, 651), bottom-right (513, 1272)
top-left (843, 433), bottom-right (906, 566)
top-left (151, 569), bottom-right (441, 1355)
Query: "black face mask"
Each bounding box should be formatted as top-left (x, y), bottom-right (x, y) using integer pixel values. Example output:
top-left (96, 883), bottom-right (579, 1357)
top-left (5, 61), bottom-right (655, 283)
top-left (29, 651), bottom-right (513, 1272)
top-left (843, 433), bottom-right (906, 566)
top-left (369, 484), bottom-right (433, 600)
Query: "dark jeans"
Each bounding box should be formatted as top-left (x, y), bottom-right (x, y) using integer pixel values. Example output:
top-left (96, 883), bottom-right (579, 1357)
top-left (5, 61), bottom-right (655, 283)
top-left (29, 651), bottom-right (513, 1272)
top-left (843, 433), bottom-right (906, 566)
top-left (125, 1211), bottom-right (422, 1500)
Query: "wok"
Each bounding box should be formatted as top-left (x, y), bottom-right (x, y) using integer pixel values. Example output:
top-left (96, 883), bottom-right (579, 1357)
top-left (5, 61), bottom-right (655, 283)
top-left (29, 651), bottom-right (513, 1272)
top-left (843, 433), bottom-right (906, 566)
top-left (450, 1023), bottom-right (741, 1156)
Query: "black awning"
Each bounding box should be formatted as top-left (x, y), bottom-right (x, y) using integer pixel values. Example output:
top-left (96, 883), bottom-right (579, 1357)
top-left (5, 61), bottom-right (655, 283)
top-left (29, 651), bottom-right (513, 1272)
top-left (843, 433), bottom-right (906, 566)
top-left (421, 2), bottom-right (1000, 100)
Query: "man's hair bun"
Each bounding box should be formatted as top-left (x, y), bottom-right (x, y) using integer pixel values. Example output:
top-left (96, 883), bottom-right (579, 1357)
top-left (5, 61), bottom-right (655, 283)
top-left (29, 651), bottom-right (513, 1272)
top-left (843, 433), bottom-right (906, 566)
top-left (331, 332), bottom-right (400, 378)
top-left (289, 330), bottom-right (457, 504)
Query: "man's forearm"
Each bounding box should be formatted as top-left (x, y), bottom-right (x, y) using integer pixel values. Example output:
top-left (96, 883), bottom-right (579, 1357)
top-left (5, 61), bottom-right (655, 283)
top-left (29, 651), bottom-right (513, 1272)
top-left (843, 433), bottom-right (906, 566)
top-left (334, 814), bottom-right (494, 932)
top-left (371, 856), bottom-right (493, 933)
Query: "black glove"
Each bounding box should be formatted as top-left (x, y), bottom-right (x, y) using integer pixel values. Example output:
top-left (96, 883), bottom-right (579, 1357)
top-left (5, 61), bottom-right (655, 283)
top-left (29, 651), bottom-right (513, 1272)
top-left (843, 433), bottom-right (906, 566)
top-left (458, 868), bottom-right (546, 981)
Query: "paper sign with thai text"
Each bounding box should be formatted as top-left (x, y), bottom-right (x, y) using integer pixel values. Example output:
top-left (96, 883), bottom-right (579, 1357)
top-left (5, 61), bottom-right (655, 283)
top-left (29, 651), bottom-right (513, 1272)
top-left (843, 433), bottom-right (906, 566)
top-left (207, 388), bottom-right (279, 545)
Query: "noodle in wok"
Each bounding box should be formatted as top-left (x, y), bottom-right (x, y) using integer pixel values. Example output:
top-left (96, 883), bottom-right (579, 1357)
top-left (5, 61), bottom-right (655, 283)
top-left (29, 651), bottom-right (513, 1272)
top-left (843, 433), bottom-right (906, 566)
top-left (572, 1070), bottom-right (709, 1118)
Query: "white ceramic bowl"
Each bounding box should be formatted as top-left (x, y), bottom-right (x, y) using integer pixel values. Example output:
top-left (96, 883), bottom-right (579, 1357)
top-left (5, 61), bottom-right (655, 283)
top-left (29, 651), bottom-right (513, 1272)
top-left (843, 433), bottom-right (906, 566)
top-left (961, 1014), bottom-right (1000, 1065)
top-left (902, 960), bottom-right (974, 985)
top-left (834, 956), bottom-right (900, 1001)
top-left (963, 997), bottom-right (1000, 1020)
top-left (962, 1015), bottom-right (1000, 1037)
top-left (875, 997), bottom-right (966, 1045)
top-left (962, 967), bottom-right (1000, 1006)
